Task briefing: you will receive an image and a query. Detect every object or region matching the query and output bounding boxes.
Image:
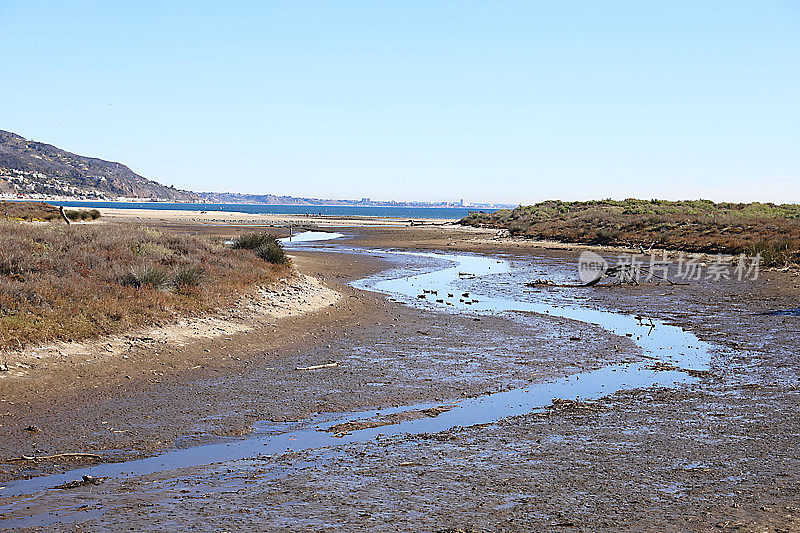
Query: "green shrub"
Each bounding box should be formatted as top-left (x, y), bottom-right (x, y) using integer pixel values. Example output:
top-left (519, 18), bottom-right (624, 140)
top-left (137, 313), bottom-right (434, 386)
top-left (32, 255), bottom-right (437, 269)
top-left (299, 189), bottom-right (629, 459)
top-left (232, 232), bottom-right (274, 250)
top-left (255, 241), bottom-right (289, 264)
top-left (593, 227), bottom-right (621, 244)
top-left (134, 241), bottom-right (175, 260)
top-left (174, 265), bottom-right (205, 288)
top-left (65, 209), bottom-right (102, 221)
top-left (232, 231), bottom-right (289, 264)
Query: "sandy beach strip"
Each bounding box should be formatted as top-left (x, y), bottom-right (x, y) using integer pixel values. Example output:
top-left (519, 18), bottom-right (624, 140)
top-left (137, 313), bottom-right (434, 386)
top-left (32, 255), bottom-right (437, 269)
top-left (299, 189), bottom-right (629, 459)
top-left (95, 207), bottom-right (456, 227)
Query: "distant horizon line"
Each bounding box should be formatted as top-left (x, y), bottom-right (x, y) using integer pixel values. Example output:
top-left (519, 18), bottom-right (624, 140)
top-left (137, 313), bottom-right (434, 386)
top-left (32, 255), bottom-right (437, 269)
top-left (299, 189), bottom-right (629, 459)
top-left (192, 191), bottom-right (800, 207)
top-left (6, 192), bottom-right (800, 208)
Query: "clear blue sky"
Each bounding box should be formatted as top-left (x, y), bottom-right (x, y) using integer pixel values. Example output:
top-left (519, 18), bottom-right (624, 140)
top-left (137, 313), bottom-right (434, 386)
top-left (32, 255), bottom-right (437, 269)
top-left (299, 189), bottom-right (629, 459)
top-left (1, 1), bottom-right (798, 204)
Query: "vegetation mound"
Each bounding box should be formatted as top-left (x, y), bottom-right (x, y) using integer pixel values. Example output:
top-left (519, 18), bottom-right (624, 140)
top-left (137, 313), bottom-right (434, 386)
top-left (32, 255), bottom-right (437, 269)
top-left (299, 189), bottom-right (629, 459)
top-left (232, 231), bottom-right (290, 265)
top-left (0, 200), bottom-right (100, 222)
top-left (460, 199), bottom-right (800, 266)
top-left (0, 223), bottom-right (290, 349)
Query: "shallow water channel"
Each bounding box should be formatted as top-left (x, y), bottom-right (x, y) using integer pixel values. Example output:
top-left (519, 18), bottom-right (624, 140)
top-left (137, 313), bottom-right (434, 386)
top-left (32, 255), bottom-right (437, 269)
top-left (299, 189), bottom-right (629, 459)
top-left (0, 239), bottom-right (712, 526)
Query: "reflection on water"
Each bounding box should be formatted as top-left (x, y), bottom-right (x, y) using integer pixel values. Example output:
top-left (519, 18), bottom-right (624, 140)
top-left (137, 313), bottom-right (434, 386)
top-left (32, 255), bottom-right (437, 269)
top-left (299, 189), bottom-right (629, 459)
top-left (224, 230), bottom-right (344, 247)
top-left (279, 231), bottom-right (344, 245)
top-left (354, 251), bottom-right (709, 369)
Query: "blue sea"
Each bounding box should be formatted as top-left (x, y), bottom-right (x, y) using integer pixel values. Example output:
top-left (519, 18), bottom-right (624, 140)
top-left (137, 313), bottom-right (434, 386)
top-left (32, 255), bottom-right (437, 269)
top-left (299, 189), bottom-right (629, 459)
top-left (50, 201), bottom-right (500, 220)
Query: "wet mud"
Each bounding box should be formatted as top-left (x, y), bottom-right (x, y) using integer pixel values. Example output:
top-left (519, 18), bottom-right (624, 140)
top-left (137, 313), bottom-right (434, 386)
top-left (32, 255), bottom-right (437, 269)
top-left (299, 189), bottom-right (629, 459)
top-left (1, 226), bottom-right (799, 531)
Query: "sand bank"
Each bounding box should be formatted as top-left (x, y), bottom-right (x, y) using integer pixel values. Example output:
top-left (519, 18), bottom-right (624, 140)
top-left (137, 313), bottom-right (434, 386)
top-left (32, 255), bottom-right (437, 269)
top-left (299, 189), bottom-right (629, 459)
top-left (95, 207), bottom-right (454, 227)
top-left (0, 274), bottom-right (339, 378)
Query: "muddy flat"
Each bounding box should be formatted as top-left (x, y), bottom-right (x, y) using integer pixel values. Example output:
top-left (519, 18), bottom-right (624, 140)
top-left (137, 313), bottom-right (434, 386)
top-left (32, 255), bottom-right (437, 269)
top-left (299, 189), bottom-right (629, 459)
top-left (1, 221), bottom-right (799, 532)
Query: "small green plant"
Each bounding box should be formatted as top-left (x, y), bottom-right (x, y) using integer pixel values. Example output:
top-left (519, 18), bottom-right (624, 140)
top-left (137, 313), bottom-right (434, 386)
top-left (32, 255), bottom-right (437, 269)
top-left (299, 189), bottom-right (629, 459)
top-left (232, 232), bottom-right (274, 250)
top-left (134, 241), bottom-right (175, 260)
top-left (255, 241), bottom-right (288, 264)
top-left (120, 264), bottom-right (171, 289)
top-left (174, 265), bottom-right (205, 288)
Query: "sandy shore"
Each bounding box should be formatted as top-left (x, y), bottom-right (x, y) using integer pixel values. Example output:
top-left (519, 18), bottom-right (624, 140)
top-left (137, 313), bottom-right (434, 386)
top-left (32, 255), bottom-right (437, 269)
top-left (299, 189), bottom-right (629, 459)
top-left (95, 207), bottom-right (455, 227)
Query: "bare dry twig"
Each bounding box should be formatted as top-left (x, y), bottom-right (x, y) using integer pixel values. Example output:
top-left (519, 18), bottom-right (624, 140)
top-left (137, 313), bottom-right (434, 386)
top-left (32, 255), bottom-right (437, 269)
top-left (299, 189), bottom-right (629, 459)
top-left (7, 452), bottom-right (102, 462)
top-left (295, 362), bottom-right (339, 371)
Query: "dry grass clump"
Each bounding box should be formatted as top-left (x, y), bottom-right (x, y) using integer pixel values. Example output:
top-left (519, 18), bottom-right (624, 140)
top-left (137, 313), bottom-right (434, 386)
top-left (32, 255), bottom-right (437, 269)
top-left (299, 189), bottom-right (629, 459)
top-left (0, 222), bottom-right (290, 349)
top-left (461, 199), bottom-right (800, 267)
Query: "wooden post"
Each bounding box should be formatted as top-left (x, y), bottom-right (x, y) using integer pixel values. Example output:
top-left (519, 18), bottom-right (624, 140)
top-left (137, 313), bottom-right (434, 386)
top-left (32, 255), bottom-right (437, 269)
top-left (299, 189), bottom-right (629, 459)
top-left (59, 206), bottom-right (71, 225)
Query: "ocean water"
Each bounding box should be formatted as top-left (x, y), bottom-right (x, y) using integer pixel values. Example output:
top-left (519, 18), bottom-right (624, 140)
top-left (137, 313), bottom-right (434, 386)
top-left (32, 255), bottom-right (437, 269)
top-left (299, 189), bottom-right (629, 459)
top-left (50, 201), bottom-right (499, 220)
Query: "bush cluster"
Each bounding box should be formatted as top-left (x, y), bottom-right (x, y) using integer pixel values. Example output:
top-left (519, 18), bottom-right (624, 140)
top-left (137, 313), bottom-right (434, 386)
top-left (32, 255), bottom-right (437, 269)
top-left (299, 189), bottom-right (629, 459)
top-left (65, 209), bottom-right (101, 221)
top-left (232, 232), bottom-right (289, 265)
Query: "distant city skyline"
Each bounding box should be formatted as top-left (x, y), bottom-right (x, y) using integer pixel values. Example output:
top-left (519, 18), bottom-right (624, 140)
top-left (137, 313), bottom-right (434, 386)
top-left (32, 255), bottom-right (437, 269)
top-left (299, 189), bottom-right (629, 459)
top-left (1, 1), bottom-right (798, 204)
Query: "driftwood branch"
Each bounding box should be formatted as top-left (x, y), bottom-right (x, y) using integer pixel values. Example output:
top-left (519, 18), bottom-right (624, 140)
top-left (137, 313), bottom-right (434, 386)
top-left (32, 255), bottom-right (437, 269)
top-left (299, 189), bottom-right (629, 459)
top-left (295, 362), bottom-right (339, 371)
top-left (7, 452), bottom-right (102, 462)
top-left (638, 241), bottom-right (656, 254)
top-left (526, 277), bottom-right (601, 288)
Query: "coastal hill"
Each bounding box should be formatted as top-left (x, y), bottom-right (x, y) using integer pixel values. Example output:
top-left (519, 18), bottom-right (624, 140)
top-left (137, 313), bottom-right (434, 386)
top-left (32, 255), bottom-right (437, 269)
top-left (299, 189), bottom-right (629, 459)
top-left (0, 130), bottom-right (197, 201)
top-left (0, 129), bottom-right (508, 208)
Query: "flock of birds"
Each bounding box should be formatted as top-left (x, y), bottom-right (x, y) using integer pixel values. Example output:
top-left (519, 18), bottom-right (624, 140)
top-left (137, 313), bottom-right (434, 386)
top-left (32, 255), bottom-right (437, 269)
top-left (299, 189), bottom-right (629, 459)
top-left (414, 271), bottom-right (483, 306)
top-left (417, 288), bottom-right (480, 306)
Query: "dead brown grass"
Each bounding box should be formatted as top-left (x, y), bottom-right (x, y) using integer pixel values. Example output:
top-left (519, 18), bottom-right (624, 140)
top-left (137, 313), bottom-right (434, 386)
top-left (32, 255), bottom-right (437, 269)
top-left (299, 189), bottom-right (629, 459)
top-left (0, 221), bottom-right (290, 349)
top-left (0, 200), bottom-right (61, 221)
